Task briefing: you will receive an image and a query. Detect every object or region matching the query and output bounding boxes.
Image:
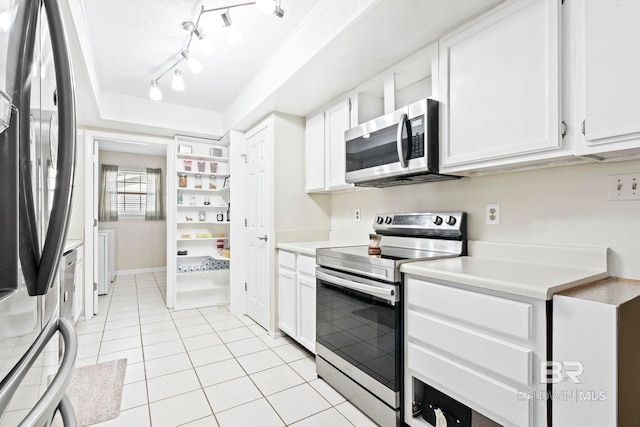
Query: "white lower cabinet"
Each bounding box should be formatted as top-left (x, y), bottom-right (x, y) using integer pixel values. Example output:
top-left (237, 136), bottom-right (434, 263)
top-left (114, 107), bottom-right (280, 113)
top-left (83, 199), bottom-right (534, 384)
top-left (404, 276), bottom-right (548, 427)
top-left (278, 250), bottom-right (316, 353)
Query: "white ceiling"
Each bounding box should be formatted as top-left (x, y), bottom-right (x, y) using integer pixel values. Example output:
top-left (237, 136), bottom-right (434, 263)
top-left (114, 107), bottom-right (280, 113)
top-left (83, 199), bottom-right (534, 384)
top-left (81, 0), bottom-right (319, 112)
top-left (69, 0), bottom-right (504, 136)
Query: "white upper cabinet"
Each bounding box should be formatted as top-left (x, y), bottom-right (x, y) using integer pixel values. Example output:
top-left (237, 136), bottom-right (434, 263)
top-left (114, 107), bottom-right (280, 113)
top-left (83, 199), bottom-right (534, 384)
top-left (305, 112), bottom-right (325, 192)
top-left (439, 0), bottom-right (563, 172)
top-left (575, 0), bottom-right (640, 156)
top-left (305, 98), bottom-right (353, 193)
top-left (325, 99), bottom-right (352, 190)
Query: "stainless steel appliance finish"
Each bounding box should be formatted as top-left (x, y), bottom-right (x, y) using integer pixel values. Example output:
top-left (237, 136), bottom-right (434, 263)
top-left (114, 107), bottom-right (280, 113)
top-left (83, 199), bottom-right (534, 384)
top-left (345, 99), bottom-right (461, 187)
top-left (315, 212), bottom-right (466, 427)
top-left (60, 249), bottom-right (77, 323)
top-left (0, 0), bottom-right (78, 425)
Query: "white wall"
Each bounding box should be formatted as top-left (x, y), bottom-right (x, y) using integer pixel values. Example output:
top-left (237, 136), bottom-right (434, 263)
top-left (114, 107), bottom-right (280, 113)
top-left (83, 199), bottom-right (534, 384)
top-left (330, 158), bottom-right (640, 279)
top-left (98, 150), bottom-right (167, 272)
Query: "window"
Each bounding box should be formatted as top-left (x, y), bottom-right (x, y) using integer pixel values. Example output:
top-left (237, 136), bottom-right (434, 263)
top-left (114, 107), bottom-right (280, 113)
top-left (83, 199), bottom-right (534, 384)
top-left (117, 168), bottom-right (147, 217)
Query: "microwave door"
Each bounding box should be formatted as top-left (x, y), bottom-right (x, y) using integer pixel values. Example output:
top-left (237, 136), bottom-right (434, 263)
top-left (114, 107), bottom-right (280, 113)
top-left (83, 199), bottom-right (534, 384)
top-left (345, 108), bottom-right (408, 183)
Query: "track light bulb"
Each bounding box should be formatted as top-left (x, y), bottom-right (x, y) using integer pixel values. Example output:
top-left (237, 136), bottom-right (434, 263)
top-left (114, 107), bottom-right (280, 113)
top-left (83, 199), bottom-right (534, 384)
top-left (181, 50), bottom-right (203, 74)
top-left (255, 0), bottom-right (284, 18)
top-left (149, 80), bottom-right (162, 101)
top-left (172, 69), bottom-right (184, 91)
top-left (221, 11), bottom-right (242, 44)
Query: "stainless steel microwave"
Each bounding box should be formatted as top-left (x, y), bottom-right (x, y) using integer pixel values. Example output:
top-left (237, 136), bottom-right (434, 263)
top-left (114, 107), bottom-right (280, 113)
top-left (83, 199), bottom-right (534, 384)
top-left (344, 99), bottom-right (460, 187)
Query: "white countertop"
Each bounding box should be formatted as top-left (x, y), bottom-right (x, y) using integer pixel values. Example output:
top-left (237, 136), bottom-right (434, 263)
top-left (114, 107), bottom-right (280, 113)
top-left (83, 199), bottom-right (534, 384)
top-left (401, 257), bottom-right (609, 300)
top-left (64, 239), bottom-right (84, 253)
top-left (277, 240), bottom-right (363, 257)
top-left (400, 241), bottom-right (610, 300)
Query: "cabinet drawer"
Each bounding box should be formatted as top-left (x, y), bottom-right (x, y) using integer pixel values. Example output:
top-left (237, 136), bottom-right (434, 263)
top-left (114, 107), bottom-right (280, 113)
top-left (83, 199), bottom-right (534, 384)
top-left (408, 310), bottom-right (532, 386)
top-left (278, 250), bottom-right (296, 270)
top-left (297, 254), bottom-right (317, 277)
top-left (408, 343), bottom-right (531, 427)
top-left (407, 278), bottom-right (532, 341)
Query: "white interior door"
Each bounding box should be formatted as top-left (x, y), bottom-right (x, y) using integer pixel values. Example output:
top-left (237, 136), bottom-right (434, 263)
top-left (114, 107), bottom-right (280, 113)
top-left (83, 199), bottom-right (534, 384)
top-left (92, 139), bottom-right (99, 314)
top-left (246, 125), bottom-right (270, 329)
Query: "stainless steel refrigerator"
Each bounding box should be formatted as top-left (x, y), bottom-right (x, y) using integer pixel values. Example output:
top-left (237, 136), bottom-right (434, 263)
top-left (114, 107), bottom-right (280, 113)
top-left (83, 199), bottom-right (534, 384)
top-left (0, 0), bottom-right (78, 425)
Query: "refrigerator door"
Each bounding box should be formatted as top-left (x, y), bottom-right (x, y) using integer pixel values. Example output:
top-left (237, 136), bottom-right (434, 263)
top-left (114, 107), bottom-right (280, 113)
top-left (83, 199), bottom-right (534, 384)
top-left (0, 0), bottom-right (77, 425)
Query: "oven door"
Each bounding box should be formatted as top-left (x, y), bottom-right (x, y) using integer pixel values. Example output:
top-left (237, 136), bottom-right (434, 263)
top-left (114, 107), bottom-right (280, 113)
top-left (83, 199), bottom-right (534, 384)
top-left (315, 267), bottom-right (401, 408)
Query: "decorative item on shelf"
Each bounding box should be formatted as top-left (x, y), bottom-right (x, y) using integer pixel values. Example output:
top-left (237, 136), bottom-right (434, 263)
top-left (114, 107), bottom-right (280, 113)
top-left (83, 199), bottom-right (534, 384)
top-left (177, 250), bottom-right (188, 256)
top-left (195, 174), bottom-right (203, 188)
top-left (189, 195), bottom-right (196, 205)
top-left (210, 147), bottom-right (223, 157)
top-left (221, 249), bottom-right (230, 259)
top-left (183, 159), bottom-right (192, 171)
top-left (185, 216), bottom-right (193, 222)
top-left (178, 144), bottom-right (192, 154)
top-left (209, 175), bottom-right (217, 189)
top-left (223, 176), bottom-right (230, 188)
top-left (216, 232), bottom-right (225, 237)
top-left (210, 162), bottom-right (218, 173)
top-left (179, 174), bottom-right (187, 188)
top-left (216, 211), bottom-right (224, 222)
top-left (198, 210), bottom-right (206, 221)
top-left (181, 233), bottom-right (191, 239)
top-left (197, 161), bottom-right (205, 172)
top-left (217, 239), bottom-right (224, 252)
top-left (368, 233), bottom-right (382, 255)
top-left (203, 197), bottom-right (210, 205)
top-left (177, 191), bottom-right (183, 205)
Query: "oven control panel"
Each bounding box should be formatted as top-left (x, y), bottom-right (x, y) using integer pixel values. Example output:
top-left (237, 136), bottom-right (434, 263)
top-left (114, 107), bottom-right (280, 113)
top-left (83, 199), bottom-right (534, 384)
top-left (373, 212), bottom-right (466, 238)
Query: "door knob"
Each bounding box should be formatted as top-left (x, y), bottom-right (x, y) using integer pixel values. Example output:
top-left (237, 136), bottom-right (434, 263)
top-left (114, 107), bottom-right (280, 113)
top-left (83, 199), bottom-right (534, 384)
top-left (257, 235), bottom-right (268, 241)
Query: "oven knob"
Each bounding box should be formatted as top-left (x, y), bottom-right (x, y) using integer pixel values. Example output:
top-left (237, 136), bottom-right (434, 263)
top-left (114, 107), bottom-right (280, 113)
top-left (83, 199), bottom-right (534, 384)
top-left (376, 216), bottom-right (384, 224)
top-left (446, 216), bottom-right (457, 226)
top-left (385, 216), bottom-right (393, 224)
top-left (433, 215), bottom-right (443, 225)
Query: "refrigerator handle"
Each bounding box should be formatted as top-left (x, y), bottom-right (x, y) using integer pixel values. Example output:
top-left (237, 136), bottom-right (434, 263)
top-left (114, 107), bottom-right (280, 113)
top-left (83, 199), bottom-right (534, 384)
top-left (0, 104), bottom-right (19, 294)
top-left (18, 318), bottom-right (78, 426)
top-left (55, 394), bottom-right (78, 427)
top-left (33, 0), bottom-right (77, 295)
top-left (0, 318), bottom-right (77, 421)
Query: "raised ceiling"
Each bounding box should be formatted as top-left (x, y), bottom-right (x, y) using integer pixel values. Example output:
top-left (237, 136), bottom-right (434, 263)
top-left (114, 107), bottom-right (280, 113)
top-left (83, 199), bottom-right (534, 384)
top-left (81, 0), bottom-right (319, 112)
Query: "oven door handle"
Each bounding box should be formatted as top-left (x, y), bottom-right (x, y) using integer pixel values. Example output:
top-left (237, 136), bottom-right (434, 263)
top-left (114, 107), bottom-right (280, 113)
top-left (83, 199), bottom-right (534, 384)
top-left (316, 270), bottom-right (396, 303)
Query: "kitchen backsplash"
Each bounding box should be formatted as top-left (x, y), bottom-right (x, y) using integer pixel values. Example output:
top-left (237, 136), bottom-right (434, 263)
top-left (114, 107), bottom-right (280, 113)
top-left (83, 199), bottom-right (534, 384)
top-left (330, 158), bottom-right (640, 279)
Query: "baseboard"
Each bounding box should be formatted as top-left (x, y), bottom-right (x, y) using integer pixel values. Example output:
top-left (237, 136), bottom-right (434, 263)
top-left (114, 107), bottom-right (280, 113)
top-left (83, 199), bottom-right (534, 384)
top-left (116, 267), bottom-right (167, 276)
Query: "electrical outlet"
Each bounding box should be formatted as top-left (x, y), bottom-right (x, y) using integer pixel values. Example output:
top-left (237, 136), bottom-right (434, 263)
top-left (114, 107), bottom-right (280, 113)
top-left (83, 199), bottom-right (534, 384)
top-left (486, 203), bottom-right (501, 225)
top-left (354, 208), bottom-right (361, 222)
top-left (608, 173), bottom-right (640, 200)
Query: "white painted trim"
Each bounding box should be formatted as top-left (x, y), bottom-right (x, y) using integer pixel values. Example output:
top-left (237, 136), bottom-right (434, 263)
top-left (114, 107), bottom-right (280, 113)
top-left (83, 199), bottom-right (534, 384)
top-left (83, 129), bottom-right (175, 318)
top-left (116, 267), bottom-right (167, 276)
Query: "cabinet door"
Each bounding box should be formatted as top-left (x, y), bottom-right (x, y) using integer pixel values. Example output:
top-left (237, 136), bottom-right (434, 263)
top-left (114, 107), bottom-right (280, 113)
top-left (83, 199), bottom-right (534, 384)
top-left (325, 99), bottom-right (353, 190)
top-left (576, 0), bottom-right (640, 153)
top-left (305, 112), bottom-right (326, 192)
top-left (440, 0), bottom-right (561, 171)
top-left (278, 267), bottom-right (297, 337)
top-left (297, 272), bottom-right (316, 353)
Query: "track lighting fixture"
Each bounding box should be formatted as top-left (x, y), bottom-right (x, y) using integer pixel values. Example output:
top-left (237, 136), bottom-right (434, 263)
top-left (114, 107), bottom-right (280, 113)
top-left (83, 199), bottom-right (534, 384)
top-left (148, 1), bottom-right (285, 101)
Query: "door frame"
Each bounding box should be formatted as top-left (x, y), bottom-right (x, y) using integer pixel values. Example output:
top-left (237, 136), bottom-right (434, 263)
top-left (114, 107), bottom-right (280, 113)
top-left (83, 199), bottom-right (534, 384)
top-left (82, 129), bottom-right (174, 320)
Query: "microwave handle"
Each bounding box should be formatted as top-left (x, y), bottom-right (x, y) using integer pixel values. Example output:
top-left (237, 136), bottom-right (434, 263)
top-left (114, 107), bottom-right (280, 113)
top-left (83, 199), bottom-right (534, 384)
top-left (396, 113), bottom-right (408, 168)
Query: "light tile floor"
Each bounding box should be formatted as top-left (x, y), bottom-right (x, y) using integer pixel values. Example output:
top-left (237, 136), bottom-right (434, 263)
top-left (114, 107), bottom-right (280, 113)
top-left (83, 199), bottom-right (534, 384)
top-left (74, 273), bottom-right (378, 427)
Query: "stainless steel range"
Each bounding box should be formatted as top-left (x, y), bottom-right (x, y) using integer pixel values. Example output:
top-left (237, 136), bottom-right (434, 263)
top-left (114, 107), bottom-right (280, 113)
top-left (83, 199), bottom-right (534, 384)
top-left (315, 212), bottom-right (467, 426)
